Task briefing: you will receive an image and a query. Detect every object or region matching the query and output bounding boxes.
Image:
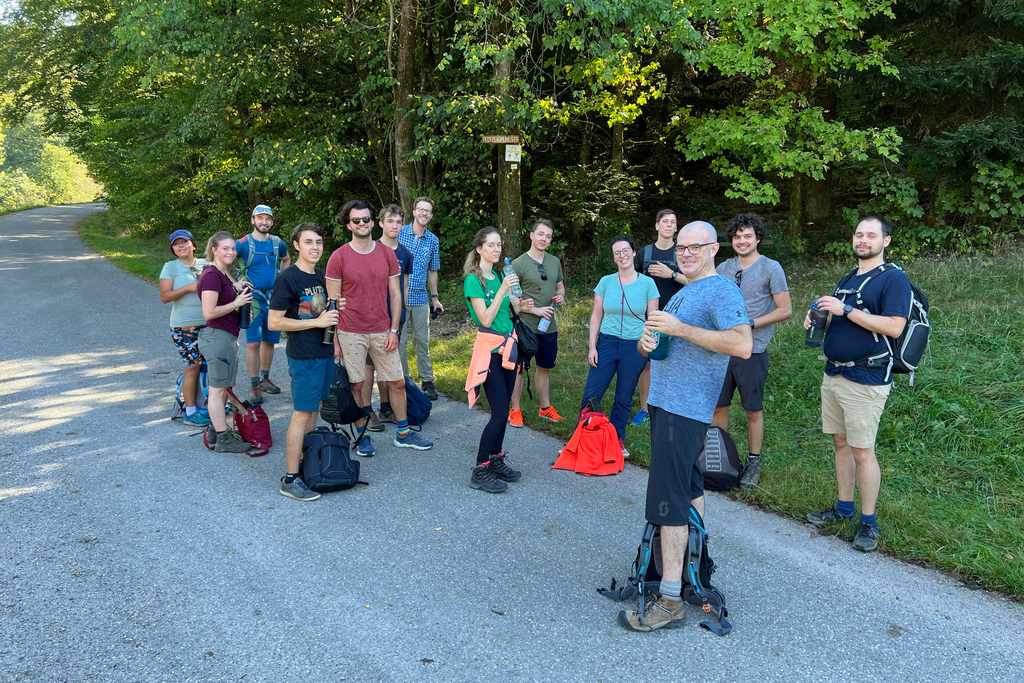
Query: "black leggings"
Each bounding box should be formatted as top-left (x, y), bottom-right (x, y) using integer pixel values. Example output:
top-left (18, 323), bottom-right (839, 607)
top-left (477, 352), bottom-right (517, 464)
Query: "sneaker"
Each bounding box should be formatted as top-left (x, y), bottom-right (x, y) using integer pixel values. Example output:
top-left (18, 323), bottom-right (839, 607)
top-left (508, 408), bottom-right (524, 428)
top-left (629, 409), bottom-right (650, 427)
top-left (365, 411), bottom-right (385, 432)
top-left (421, 380), bottom-right (438, 401)
top-left (806, 506), bottom-right (856, 526)
top-left (214, 429), bottom-right (251, 453)
top-left (394, 431), bottom-right (433, 450)
top-left (355, 434), bottom-right (375, 457)
top-left (469, 463), bottom-right (507, 493)
top-left (618, 594), bottom-right (686, 632)
top-left (249, 386), bottom-right (264, 405)
top-left (853, 522), bottom-right (880, 552)
top-left (378, 409), bottom-right (397, 423)
top-left (538, 406), bottom-right (563, 422)
top-left (739, 456), bottom-right (761, 488)
top-left (204, 425), bottom-right (218, 449)
top-left (184, 411), bottom-right (211, 427)
top-left (488, 453), bottom-right (521, 482)
top-left (619, 437), bottom-right (630, 459)
top-left (279, 476), bottom-right (321, 501)
top-left (259, 378), bottom-right (282, 394)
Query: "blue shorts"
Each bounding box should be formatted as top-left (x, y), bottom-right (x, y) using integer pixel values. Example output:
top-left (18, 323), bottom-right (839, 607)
top-left (526, 331), bottom-right (558, 369)
top-left (288, 357), bottom-right (333, 413)
top-left (246, 296), bottom-right (282, 345)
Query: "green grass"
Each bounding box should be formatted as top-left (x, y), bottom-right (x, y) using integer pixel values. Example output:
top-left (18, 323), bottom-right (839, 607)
top-left (81, 213), bottom-right (1024, 596)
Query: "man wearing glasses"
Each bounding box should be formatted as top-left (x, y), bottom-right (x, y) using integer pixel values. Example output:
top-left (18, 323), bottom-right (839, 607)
top-left (508, 219), bottom-right (567, 427)
top-left (620, 220), bottom-right (751, 632)
top-left (712, 213), bottom-right (792, 488)
top-left (398, 196), bottom-right (443, 400)
top-left (326, 200), bottom-right (434, 455)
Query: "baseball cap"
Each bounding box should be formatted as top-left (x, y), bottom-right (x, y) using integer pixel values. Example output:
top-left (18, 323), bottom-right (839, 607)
top-left (169, 229), bottom-right (194, 244)
top-left (252, 204), bottom-right (274, 217)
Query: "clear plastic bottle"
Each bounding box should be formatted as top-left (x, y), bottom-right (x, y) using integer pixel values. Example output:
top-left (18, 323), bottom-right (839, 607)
top-left (503, 258), bottom-right (522, 298)
top-left (537, 297), bottom-right (556, 333)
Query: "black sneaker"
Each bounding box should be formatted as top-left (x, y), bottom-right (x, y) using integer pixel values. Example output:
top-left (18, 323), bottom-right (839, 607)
top-left (470, 463), bottom-right (507, 493)
top-left (806, 506), bottom-right (856, 526)
top-left (739, 456), bottom-right (761, 488)
top-left (488, 453), bottom-right (521, 482)
top-left (422, 381), bottom-right (438, 401)
top-left (853, 522), bottom-right (880, 552)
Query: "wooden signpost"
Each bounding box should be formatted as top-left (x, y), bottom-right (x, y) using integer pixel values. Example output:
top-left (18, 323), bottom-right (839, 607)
top-left (482, 133), bottom-right (523, 253)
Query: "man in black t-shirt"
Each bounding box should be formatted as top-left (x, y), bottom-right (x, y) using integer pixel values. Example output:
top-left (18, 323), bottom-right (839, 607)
top-left (268, 222), bottom-right (341, 502)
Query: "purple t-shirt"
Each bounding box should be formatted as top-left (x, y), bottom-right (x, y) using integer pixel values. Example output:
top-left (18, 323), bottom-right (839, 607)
top-left (197, 266), bottom-right (240, 337)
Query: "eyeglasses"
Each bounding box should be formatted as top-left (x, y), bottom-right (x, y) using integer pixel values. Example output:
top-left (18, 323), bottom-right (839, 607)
top-left (675, 242), bottom-right (716, 255)
top-left (348, 216), bottom-right (373, 225)
top-left (612, 248), bottom-right (633, 258)
top-left (415, 208), bottom-right (433, 215)
top-left (538, 263), bottom-right (547, 281)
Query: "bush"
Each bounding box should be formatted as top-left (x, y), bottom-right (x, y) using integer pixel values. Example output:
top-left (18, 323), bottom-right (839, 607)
top-left (0, 169), bottom-right (45, 211)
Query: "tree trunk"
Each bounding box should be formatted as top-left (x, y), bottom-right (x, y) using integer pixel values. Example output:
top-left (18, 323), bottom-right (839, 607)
top-left (580, 117), bottom-right (593, 165)
top-left (347, 0), bottom-right (393, 206)
top-left (492, 2), bottom-right (522, 254)
top-left (610, 120), bottom-right (624, 172)
top-left (789, 63), bottom-right (835, 234)
top-left (394, 0), bottom-right (419, 216)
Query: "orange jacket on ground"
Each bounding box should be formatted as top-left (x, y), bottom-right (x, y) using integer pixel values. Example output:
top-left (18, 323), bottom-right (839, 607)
top-left (553, 411), bottom-right (624, 476)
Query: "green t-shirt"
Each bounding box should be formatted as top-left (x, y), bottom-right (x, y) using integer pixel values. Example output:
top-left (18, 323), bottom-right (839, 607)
top-left (511, 252), bottom-right (564, 333)
top-left (594, 272), bottom-right (659, 340)
top-left (464, 272), bottom-right (513, 350)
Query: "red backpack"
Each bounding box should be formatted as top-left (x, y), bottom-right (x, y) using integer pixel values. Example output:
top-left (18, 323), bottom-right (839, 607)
top-left (553, 409), bottom-right (624, 476)
top-left (201, 387), bottom-right (272, 457)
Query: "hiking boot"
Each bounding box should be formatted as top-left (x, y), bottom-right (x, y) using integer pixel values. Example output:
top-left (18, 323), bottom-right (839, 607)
top-left (279, 476), bottom-right (321, 502)
top-left (259, 378), bottom-right (282, 394)
top-left (488, 453), bottom-right (521, 482)
top-left (365, 411), bottom-right (385, 432)
top-left (853, 522), bottom-right (880, 552)
top-left (739, 456), bottom-right (761, 488)
top-left (618, 594), bottom-right (686, 632)
top-left (538, 405), bottom-right (563, 422)
top-left (355, 434), bottom-right (375, 457)
top-left (249, 386), bottom-right (264, 405)
top-left (203, 425), bottom-right (218, 449)
top-left (184, 411), bottom-right (211, 427)
top-left (421, 381), bottom-right (438, 401)
top-left (394, 431), bottom-right (433, 450)
top-left (378, 409), bottom-right (397, 423)
top-left (806, 506), bottom-right (856, 526)
top-left (629, 409), bottom-right (650, 427)
top-left (470, 463), bottom-right (507, 493)
top-left (214, 429), bottom-right (251, 453)
top-left (508, 408), bottom-right (524, 428)
top-left (619, 437), bottom-right (630, 459)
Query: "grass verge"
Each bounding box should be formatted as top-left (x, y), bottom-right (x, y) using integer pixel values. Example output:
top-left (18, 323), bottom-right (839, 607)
top-left (77, 210), bottom-right (166, 283)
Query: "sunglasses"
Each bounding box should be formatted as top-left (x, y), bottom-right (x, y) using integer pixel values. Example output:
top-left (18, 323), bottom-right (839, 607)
top-left (538, 263), bottom-right (547, 281)
top-left (252, 206), bottom-right (273, 216)
top-left (735, 269), bottom-right (743, 286)
top-left (348, 216), bottom-right (374, 225)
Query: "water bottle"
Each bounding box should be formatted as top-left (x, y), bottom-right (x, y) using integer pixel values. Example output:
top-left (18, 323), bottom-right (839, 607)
top-left (805, 303), bottom-right (828, 347)
top-left (322, 297), bottom-right (337, 345)
top-left (503, 258), bottom-right (522, 298)
top-left (647, 329), bottom-right (670, 360)
top-left (238, 284), bottom-right (252, 329)
top-left (537, 297), bottom-right (555, 333)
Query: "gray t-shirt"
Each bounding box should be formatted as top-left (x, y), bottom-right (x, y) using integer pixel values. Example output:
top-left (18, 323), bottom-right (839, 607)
top-left (716, 255), bottom-right (788, 353)
top-left (648, 275), bottom-right (749, 423)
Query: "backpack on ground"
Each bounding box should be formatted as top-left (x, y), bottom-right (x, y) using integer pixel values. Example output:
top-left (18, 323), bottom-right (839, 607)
top-left (300, 426), bottom-right (366, 492)
top-left (199, 388), bottom-right (272, 457)
top-left (171, 362), bottom-right (209, 420)
top-left (321, 362), bottom-right (367, 427)
top-left (698, 426), bottom-right (742, 491)
top-left (404, 375), bottom-right (431, 427)
top-left (833, 263), bottom-right (930, 385)
top-left (552, 408), bottom-right (623, 476)
top-left (598, 507), bottom-right (732, 636)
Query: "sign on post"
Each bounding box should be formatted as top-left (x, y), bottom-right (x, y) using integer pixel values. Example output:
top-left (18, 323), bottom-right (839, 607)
top-left (504, 145), bottom-right (522, 162)
top-left (481, 135), bottom-right (520, 145)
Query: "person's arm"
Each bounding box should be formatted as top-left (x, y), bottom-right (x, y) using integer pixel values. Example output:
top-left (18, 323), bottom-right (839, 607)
top-left (278, 242), bottom-right (291, 271)
top-left (201, 287), bottom-right (250, 321)
top-left (646, 310), bottom-right (753, 359)
top-left (553, 280), bottom-right (566, 306)
top-left (469, 274), bottom-right (517, 328)
top-left (588, 293), bottom-right (604, 368)
top-left (814, 295), bottom-right (906, 338)
top-left (385, 275), bottom-right (402, 351)
top-left (428, 270), bottom-right (444, 313)
top-left (159, 278), bottom-right (196, 304)
top-left (754, 290), bottom-right (793, 329)
top-left (268, 307), bottom-right (338, 332)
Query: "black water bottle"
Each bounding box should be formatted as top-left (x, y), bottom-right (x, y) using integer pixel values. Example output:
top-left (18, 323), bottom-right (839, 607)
top-left (322, 297), bottom-right (338, 344)
top-left (805, 303), bottom-right (828, 347)
top-left (238, 284), bottom-right (252, 329)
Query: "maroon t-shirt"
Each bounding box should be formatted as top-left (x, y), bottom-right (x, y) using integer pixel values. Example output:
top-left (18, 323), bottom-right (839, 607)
top-left (197, 266), bottom-right (240, 337)
top-left (325, 242), bottom-right (400, 333)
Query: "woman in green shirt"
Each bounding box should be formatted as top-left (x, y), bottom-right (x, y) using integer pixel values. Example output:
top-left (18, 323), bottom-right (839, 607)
top-left (463, 227), bottom-right (532, 493)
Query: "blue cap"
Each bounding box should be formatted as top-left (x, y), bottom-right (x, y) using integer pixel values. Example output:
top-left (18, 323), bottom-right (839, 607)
top-left (169, 229), bottom-right (193, 244)
top-left (252, 204), bottom-right (274, 217)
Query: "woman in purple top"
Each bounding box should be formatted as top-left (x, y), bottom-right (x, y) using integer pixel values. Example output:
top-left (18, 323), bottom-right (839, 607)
top-left (197, 231), bottom-right (253, 452)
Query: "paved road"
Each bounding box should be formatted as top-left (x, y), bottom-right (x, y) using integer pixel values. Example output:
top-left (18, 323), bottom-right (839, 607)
top-left (1, 205), bottom-right (1022, 682)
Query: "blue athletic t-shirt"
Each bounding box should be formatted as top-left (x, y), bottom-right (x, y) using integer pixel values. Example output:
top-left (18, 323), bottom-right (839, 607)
top-left (236, 234), bottom-right (288, 295)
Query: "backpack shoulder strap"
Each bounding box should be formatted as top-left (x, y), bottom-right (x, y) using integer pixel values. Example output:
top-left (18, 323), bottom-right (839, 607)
top-left (641, 245), bottom-right (653, 273)
top-left (269, 235), bottom-right (283, 274)
top-left (242, 233), bottom-right (257, 273)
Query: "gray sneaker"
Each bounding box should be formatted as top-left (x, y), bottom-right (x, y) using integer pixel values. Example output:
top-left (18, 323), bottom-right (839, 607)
top-left (853, 522), bottom-right (880, 552)
top-left (365, 411), bottom-right (385, 432)
top-left (279, 476), bottom-right (321, 501)
top-left (421, 381), bottom-right (438, 401)
top-left (618, 594), bottom-right (686, 632)
top-left (378, 409), bottom-right (397, 423)
top-left (355, 434), bottom-right (375, 457)
top-left (394, 431), bottom-right (433, 450)
top-left (214, 429), bottom-right (251, 453)
top-left (739, 456), bottom-right (761, 488)
top-left (249, 386), bottom-right (264, 405)
top-left (806, 506), bottom-right (856, 526)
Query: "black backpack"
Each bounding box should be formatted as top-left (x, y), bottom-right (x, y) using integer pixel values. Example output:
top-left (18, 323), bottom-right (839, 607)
top-left (598, 507), bottom-right (732, 636)
top-left (301, 427), bottom-right (365, 492)
top-left (698, 427), bottom-right (742, 491)
top-left (321, 362), bottom-right (367, 427)
top-left (834, 263), bottom-right (931, 385)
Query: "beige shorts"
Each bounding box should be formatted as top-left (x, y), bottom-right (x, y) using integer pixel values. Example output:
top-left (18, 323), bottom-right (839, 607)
top-left (821, 373), bottom-right (892, 449)
top-left (337, 331), bottom-right (404, 383)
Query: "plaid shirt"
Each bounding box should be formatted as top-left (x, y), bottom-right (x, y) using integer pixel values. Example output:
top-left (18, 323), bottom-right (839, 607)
top-left (398, 223), bottom-right (441, 306)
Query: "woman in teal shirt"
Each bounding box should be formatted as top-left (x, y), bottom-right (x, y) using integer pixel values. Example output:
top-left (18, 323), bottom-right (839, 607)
top-left (581, 235), bottom-right (659, 457)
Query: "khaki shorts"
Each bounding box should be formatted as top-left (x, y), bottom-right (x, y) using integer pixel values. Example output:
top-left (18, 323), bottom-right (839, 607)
top-left (821, 373), bottom-right (892, 449)
top-left (337, 331), bottom-right (403, 383)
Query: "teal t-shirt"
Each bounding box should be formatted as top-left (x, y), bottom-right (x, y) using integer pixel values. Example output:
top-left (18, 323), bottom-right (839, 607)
top-left (464, 272), bottom-right (513, 350)
top-left (159, 258), bottom-right (210, 328)
top-left (594, 272), bottom-right (659, 340)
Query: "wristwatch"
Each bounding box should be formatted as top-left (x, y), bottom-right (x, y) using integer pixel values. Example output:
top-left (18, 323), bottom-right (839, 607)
top-left (389, 328), bottom-right (400, 335)
top-left (843, 304), bottom-right (854, 316)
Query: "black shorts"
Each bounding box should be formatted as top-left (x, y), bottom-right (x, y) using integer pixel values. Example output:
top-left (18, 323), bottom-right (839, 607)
top-left (523, 331), bottom-right (558, 370)
top-left (645, 405), bottom-right (707, 526)
top-left (716, 351), bottom-right (769, 412)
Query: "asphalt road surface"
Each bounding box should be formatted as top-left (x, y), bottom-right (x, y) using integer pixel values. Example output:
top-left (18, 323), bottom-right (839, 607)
top-left (1, 205), bottom-right (1022, 682)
